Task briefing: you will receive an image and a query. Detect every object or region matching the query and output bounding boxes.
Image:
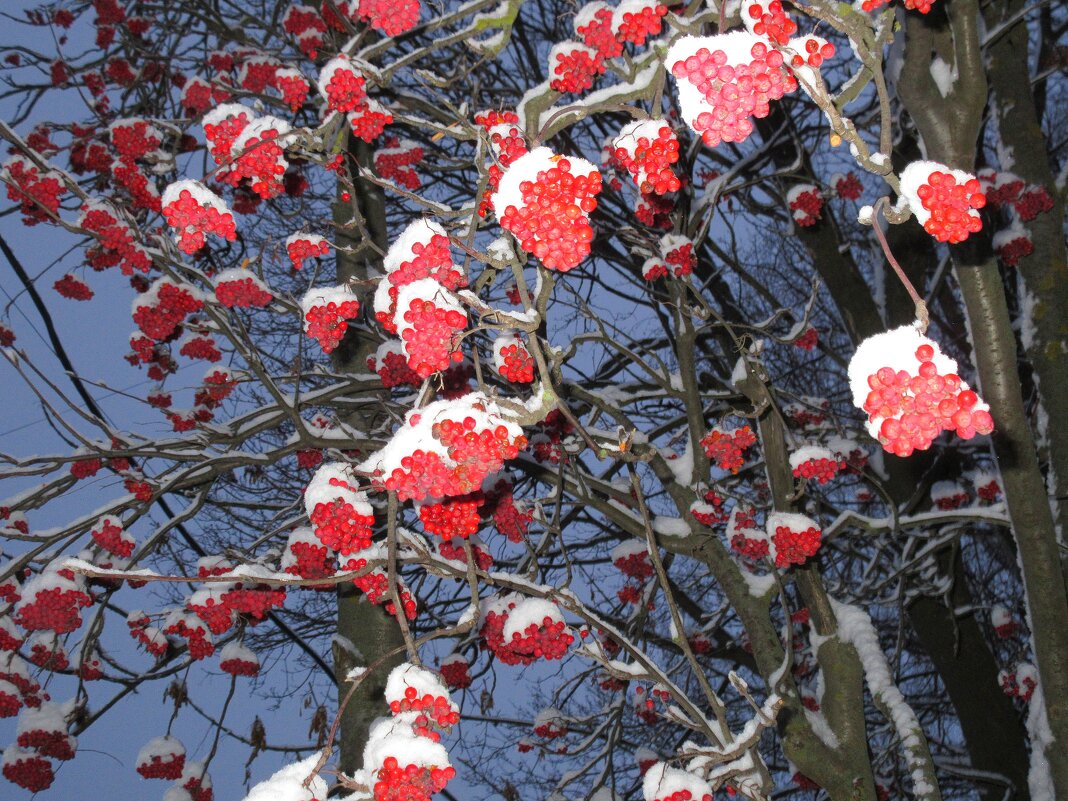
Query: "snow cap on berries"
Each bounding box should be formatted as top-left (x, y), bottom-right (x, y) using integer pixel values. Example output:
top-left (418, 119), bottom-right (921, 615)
top-left (240, 754), bottom-right (328, 801)
top-left (642, 762), bottom-right (713, 801)
top-left (136, 735), bottom-right (186, 780)
top-left (898, 161), bottom-right (985, 244)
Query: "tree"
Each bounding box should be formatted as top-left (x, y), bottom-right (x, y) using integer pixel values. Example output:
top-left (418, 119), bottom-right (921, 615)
top-left (0, 1), bottom-right (1065, 800)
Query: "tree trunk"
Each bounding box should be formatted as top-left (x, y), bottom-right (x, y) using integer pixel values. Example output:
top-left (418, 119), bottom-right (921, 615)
top-left (331, 136), bottom-right (406, 780)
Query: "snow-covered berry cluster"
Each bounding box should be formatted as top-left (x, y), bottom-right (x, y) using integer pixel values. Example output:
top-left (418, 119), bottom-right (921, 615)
top-left (610, 121), bottom-right (680, 196)
top-left (700, 425), bottom-right (757, 473)
top-left (992, 224), bottom-right (1033, 267)
top-left (728, 506), bottom-right (769, 561)
top-left (848, 324), bottom-right (994, 456)
top-left (437, 535), bottom-right (493, 571)
top-left (368, 340), bottom-right (422, 388)
top-left (990, 605), bottom-right (1018, 640)
top-left (54, 273), bottom-right (93, 301)
top-left (690, 488), bottom-right (729, 527)
top-left (493, 334), bottom-right (535, 383)
top-left (375, 138), bottom-right (423, 190)
top-left (360, 393), bottom-right (527, 502)
top-left (213, 268), bottom-right (272, 308)
top-left (574, 3), bottom-right (623, 60)
top-left (743, 0), bottom-right (797, 45)
top-left (301, 285), bottom-right (361, 354)
top-left (2, 156), bottom-right (65, 226)
top-left (385, 663), bottom-right (460, 729)
top-left (305, 463), bottom-right (375, 555)
top-left (492, 147), bottom-right (602, 272)
top-left (286, 233), bottom-right (331, 270)
top-left (767, 512), bottom-right (822, 568)
top-left (14, 567), bottom-right (93, 634)
top-left (282, 527), bottom-right (337, 588)
top-left (642, 762), bottom-right (713, 801)
top-left (480, 595), bottom-right (574, 666)
top-left (787, 183), bottom-right (823, 227)
top-left (658, 233), bottom-right (695, 276)
top-left (349, 99), bottom-right (394, 143)
top-left (549, 42), bottom-right (605, 94)
top-left (79, 201), bottom-right (151, 275)
top-left (613, 1), bottom-right (668, 46)
top-left (136, 735), bottom-right (185, 780)
top-left (611, 540), bottom-right (653, 580)
top-left (317, 55), bottom-right (367, 113)
top-left (418, 492), bottom-right (484, 541)
top-left (479, 122), bottom-right (528, 217)
top-left (438, 654), bottom-right (472, 690)
top-left (160, 180), bottom-right (237, 254)
top-left (357, 0), bottom-right (421, 36)
top-left (899, 161), bottom-right (986, 244)
top-left (789, 445), bottom-right (845, 484)
top-left (91, 515), bottom-right (134, 557)
top-left (999, 662), bottom-right (1037, 702)
top-left (930, 480), bottom-right (968, 510)
top-left (668, 33), bottom-right (797, 147)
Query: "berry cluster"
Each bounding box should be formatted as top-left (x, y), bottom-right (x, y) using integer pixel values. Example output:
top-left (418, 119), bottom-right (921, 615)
top-left (438, 654), bottom-right (472, 689)
top-left (301, 285), bottom-right (361, 354)
top-left (358, 0), bottom-right (421, 36)
top-left (999, 663), bottom-right (1037, 702)
top-left (218, 641), bottom-right (260, 676)
top-left (481, 597), bottom-right (574, 666)
top-left (286, 233), bottom-right (331, 270)
top-left (574, 3), bottom-right (622, 59)
top-left (341, 553), bottom-right (418, 618)
top-left (1014, 185), bottom-right (1054, 222)
top-left (835, 172), bottom-right (863, 201)
top-left (374, 756), bottom-right (455, 801)
top-left (91, 516), bottom-right (134, 557)
top-left (899, 162), bottom-right (985, 244)
top-left (548, 42), bottom-right (604, 94)
top-left (318, 56), bottom-right (367, 113)
top-left (789, 446), bottom-right (845, 484)
top-left (744, 1), bottom-right (796, 45)
top-left (368, 340), bottom-right (422, 388)
top-left (109, 118), bottom-right (161, 160)
top-left (612, 121), bottom-right (680, 196)
top-left (991, 605), bottom-right (1017, 639)
top-left (161, 181), bottom-right (237, 254)
top-left (690, 489), bottom-right (729, 526)
top-left (385, 664), bottom-right (460, 728)
top-left (15, 571), bottom-right (93, 634)
top-left (419, 493), bottom-right (484, 540)
top-left (375, 139), bottom-right (424, 190)
top-left (438, 536), bottom-right (493, 571)
top-left (2, 747), bottom-right (54, 792)
top-left (642, 764), bottom-right (713, 801)
top-left (700, 425), bottom-right (757, 473)
top-left (306, 464), bottom-right (375, 555)
top-left (533, 709), bottom-right (568, 739)
top-left (349, 99), bottom-right (393, 143)
top-left (930, 481), bottom-right (968, 510)
top-left (768, 513), bottom-right (822, 568)
top-left (491, 485), bottom-right (533, 542)
top-left (136, 735), bottom-right (186, 780)
top-left (614, 2), bottom-right (667, 46)
top-left (659, 233), bottom-right (695, 276)
top-left (848, 326), bottom-right (994, 456)
top-left (794, 327), bottom-right (818, 351)
top-left (163, 611), bottom-right (214, 660)
top-left (27, 633), bottom-right (68, 671)
top-left (112, 156), bottom-right (162, 212)
top-left (386, 221), bottom-right (463, 290)
top-left (397, 287), bottom-right (468, 378)
top-left (612, 541), bottom-right (654, 580)
top-left (80, 202), bottom-right (151, 275)
top-left (2, 156), bottom-right (65, 226)
top-left (787, 183), bottom-right (823, 227)
top-left (224, 117), bottom-right (292, 199)
top-left (493, 147), bottom-right (602, 272)
top-left (787, 35), bottom-right (836, 70)
top-left (642, 258), bottom-right (668, 280)
top-left (213, 270), bottom-right (272, 307)
top-left (202, 104), bottom-right (253, 164)
top-left (493, 334), bottom-right (535, 383)
top-left (993, 227), bottom-right (1033, 267)
top-left (179, 334), bottom-right (222, 363)
top-left (282, 528), bottom-right (337, 588)
top-left (479, 123), bottom-right (528, 217)
top-left (669, 33), bottom-right (796, 147)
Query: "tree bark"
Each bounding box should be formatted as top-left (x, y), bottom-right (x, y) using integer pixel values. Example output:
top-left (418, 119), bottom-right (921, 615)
top-left (331, 137), bottom-right (406, 780)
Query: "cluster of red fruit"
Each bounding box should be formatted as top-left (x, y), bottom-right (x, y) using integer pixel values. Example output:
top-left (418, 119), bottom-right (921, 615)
top-left (109, 119), bottom-right (161, 160)
top-left (2, 156), bottom-right (65, 226)
top-left (213, 271), bottom-right (272, 308)
top-left (136, 736), bottom-right (186, 780)
top-left (341, 553), bottom-right (418, 619)
top-left (161, 182), bottom-right (238, 254)
top-left (374, 139), bottom-right (424, 191)
top-left (307, 471), bottom-right (375, 554)
top-left (287, 234), bottom-right (332, 270)
top-left (745, 1), bottom-right (796, 45)
top-left (14, 572), bottom-right (93, 635)
top-left (91, 517), bottom-right (134, 558)
top-left (915, 170), bottom-right (986, 243)
top-left (700, 425), bottom-right (757, 474)
top-left (80, 202), bottom-right (151, 274)
top-left (495, 148), bottom-right (602, 272)
top-left (438, 655), bottom-right (472, 689)
top-left (611, 122), bottom-right (681, 196)
top-left (419, 493), bottom-right (484, 541)
top-left (994, 231), bottom-right (1034, 267)
top-left (855, 334), bottom-right (994, 456)
top-left (368, 342), bottom-right (422, 388)
top-left (349, 99), bottom-right (394, 143)
top-left (999, 663), bottom-right (1037, 703)
top-left (549, 42), bottom-right (604, 94)
top-left (494, 336), bottom-right (536, 383)
top-left (318, 56), bottom-right (367, 113)
top-left (861, 0), bottom-right (936, 13)
top-left (302, 288), bottom-right (361, 354)
top-left (770, 520), bottom-right (822, 568)
top-left (788, 184), bottom-right (823, 227)
top-left (615, 2), bottom-right (668, 45)
top-left (481, 599), bottom-right (574, 666)
top-left (790, 447), bottom-right (846, 484)
top-left (479, 121), bottom-right (527, 217)
top-left (399, 294), bottom-right (468, 378)
top-left (690, 489), bottom-right (729, 526)
top-left (669, 34), bottom-right (797, 147)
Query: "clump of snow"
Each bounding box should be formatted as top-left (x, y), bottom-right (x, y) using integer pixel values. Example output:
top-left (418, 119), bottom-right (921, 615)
top-left (491, 147), bottom-right (598, 220)
top-left (241, 754), bottom-right (327, 801)
top-left (503, 597), bottom-right (564, 639)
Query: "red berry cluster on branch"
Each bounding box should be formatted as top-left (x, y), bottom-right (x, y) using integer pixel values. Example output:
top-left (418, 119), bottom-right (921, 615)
top-left (301, 285), bottom-right (361, 354)
top-left (700, 425), bottom-right (757, 473)
top-left (213, 270), bottom-right (272, 307)
top-left (419, 493), bottom-right (484, 540)
top-left (899, 162), bottom-right (985, 244)
top-left (548, 42), bottom-right (605, 94)
top-left (2, 156), bottom-right (65, 225)
top-left (744, 1), bottom-right (797, 45)
top-left (305, 464), bottom-right (375, 555)
top-left (612, 121), bottom-right (680, 196)
top-left (161, 181), bottom-right (238, 254)
top-left (286, 233), bottom-right (331, 270)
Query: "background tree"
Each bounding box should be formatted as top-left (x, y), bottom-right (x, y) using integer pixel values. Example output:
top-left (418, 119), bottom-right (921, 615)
top-left (0, 1), bottom-right (1065, 801)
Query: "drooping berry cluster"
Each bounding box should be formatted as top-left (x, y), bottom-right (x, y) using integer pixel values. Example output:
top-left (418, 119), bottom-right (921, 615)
top-left (349, 99), bottom-right (393, 143)
top-left (574, 3), bottom-right (623, 59)
top-left (991, 605), bottom-right (1017, 639)
top-left (357, 0), bottom-right (421, 36)
top-left (218, 641), bottom-right (260, 676)
top-left (396, 282), bottom-right (468, 378)
top-left (993, 226), bottom-right (1033, 267)
top-left (744, 1), bottom-right (797, 45)
top-left (419, 493), bottom-right (484, 541)
top-left (368, 340), bottom-right (422, 388)
top-left (668, 33), bottom-right (797, 147)
top-left (317, 55), bottom-right (367, 113)
top-left (2, 156), bottom-right (65, 225)
top-left (899, 161), bottom-right (985, 244)
top-left (658, 233), bottom-right (695, 276)
top-left (438, 536), bottom-right (493, 571)
top-left (611, 121), bottom-right (680, 196)
top-left (999, 662), bottom-right (1037, 702)
top-left (789, 446), bottom-right (845, 484)
top-left (490, 483), bottom-right (533, 542)
top-left (700, 425), bottom-right (757, 473)
top-left (286, 233), bottom-right (331, 270)
top-left (848, 325), bottom-right (994, 456)
top-left (493, 334), bottom-right (536, 383)
top-left (135, 735), bottom-right (186, 780)
top-left (385, 663), bottom-right (460, 728)
top-left (305, 463), bottom-right (375, 555)
top-left (493, 147), bottom-right (602, 272)
top-left (91, 516), bottom-right (134, 557)
top-left (109, 118), bottom-right (162, 160)
top-left (787, 183), bottom-right (823, 227)
top-left (14, 569), bottom-right (93, 634)
top-left (79, 201), bottom-right (152, 274)
top-left (163, 611), bottom-right (214, 660)
top-left (274, 67), bottom-right (310, 110)
top-left (161, 180), bottom-right (237, 254)
top-left (282, 527), bottom-right (338, 589)
top-left (2, 746), bottom-right (54, 792)
top-left (930, 480), bottom-right (968, 510)
top-left (768, 512), bottom-right (822, 568)
top-left (213, 269), bottom-right (272, 308)
top-left (301, 285), bottom-right (361, 354)
top-left (690, 488), bottom-right (729, 526)
top-left (479, 122), bottom-right (528, 217)
top-left (375, 137), bottom-right (423, 190)
top-left (613, 2), bottom-right (668, 46)
top-left (480, 596), bottom-right (574, 666)
top-left (224, 117), bottom-right (292, 200)
top-left (438, 654), bottom-right (472, 689)
top-left (611, 540), bottom-right (654, 580)
top-left (728, 507), bottom-right (769, 561)
top-left (548, 42), bottom-right (605, 94)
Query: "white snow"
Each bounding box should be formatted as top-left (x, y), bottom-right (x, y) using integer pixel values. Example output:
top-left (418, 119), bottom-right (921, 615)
top-left (651, 516), bottom-right (690, 537)
top-left (503, 597), bottom-right (563, 639)
top-left (384, 663), bottom-right (455, 710)
top-left (384, 219), bottom-right (449, 275)
top-left (362, 715), bottom-right (450, 774)
top-left (642, 762), bottom-right (713, 801)
top-left (491, 146), bottom-right (598, 220)
top-left (898, 160), bottom-right (980, 229)
top-left (788, 445), bottom-right (833, 470)
top-left (929, 56), bottom-right (958, 99)
top-left (241, 754), bottom-right (328, 801)
top-left (137, 735), bottom-right (185, 765)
